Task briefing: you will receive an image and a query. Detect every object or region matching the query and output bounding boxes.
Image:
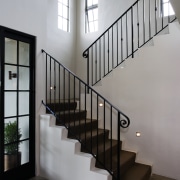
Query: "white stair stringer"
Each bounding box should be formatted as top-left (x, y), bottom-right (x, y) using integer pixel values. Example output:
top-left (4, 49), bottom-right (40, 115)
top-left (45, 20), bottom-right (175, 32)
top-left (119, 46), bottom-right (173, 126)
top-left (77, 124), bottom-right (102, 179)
top-left (39, 114), bottom-right (112, 180)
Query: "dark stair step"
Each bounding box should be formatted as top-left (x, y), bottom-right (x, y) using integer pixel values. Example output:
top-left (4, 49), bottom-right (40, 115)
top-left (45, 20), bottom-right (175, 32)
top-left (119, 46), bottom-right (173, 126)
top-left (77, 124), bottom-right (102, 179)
top-left (66, 119), bottom-right (98, 141)
top-left (121, 162), bottom-right (151, 180)
top-left (56, 110), bottom-right (87, 123)
top-left (69, 129), bottom-right (109, 152)
top-left (95, 140), bottom-right (119, 169)
top-left (46, 100), bottom-right (77, 112)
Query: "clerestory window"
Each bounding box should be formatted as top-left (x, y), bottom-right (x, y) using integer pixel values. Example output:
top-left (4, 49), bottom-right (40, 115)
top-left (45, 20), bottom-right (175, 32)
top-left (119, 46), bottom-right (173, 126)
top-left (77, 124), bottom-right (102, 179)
top-left (85, 0), bottom-right (98, 33)
top-left (58, 0), bottom-right (70, 32)
top-left (162, 0), bottom-right (175, 17)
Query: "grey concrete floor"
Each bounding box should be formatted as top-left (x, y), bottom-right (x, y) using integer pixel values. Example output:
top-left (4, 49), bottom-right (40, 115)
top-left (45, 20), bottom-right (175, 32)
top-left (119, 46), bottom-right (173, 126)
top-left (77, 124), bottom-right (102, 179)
top-left (29, 174), bottom-right (176, 180)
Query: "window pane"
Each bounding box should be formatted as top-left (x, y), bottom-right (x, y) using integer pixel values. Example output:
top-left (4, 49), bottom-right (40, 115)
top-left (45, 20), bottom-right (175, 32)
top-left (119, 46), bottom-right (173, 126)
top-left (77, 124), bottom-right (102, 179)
top-left (5, 92), bottom-right (17, 117)
top-left (163, 0), bottom-right (169, 3)
top-left (58, 16), bottom-right (63, 29)
top-left (19, 67), bottom-right (30, 90)
top-left (19, 116), bottom-right (29, 140)
top-left (63, 5), bottom-right (68, 19)
top-left (63, 0), bottom-right (68, 6)
top-left (19, 41), bottom-right (29, 66)
top-left (93, 8), bottom-right (98, 21)
top-left (5, 65), bottom-right (17, 90)
top-left (88, 10), bottom-right (93, 21)
top-left (87, 0), bottom-right (93, 7)
top-left (63, 19), bottom-right (68, 31)
top-left (19, 140), bottom-right (29, 165)
top-left (93, 0), bottom-right (98, 5)
top-left (58, 3), bottom-right (63, 16)
top-left (94, 21), bottom-right (98, 31)
top-left (5, 38), bottom-right (17, 64)
top-left (163, 3), bottom-right (175, 16)
top-left (19, 92), bottom-right (29, 115)
top-left (89, 22), bottom-right (94, 32)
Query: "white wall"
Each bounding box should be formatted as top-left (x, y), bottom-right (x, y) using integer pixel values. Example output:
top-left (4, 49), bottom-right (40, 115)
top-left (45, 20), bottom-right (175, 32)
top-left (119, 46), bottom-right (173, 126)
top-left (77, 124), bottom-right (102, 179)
top-left (0, 0), bottom-right (77, 175)
top-left (93, 22), bottom-right (180, 180)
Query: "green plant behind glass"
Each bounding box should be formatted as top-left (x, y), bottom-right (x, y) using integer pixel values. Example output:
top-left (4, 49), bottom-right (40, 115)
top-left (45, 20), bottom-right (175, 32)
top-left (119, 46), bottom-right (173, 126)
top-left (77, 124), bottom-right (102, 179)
top-left (4, 121), bottom-right (22, 154)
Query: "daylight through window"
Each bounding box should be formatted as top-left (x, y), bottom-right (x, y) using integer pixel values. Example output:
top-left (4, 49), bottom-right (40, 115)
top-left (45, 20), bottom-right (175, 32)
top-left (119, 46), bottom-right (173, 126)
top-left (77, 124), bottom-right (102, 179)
top-left (58, 0), bottom-right (69, 32)
top-left (162, 0), bottom-right (175, 17)
top-left (85, 0), bottom-right (98, 33)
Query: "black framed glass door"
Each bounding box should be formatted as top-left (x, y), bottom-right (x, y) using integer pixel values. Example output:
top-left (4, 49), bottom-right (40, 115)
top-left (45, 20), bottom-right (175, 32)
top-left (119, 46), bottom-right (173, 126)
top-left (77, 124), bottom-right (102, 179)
top-left (0, 26), bottom-right (35, 179)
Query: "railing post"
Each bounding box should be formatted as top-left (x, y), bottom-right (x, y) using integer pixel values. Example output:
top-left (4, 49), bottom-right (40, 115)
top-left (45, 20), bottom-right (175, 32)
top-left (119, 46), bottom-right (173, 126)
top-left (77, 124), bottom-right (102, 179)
top-left (117, 112), bottom-right (121, 180)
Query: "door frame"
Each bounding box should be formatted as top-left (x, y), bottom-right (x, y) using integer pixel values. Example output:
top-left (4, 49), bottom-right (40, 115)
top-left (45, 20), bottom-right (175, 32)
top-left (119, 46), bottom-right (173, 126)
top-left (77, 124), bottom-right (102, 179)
top-left (0, 25), bottom-right (36, 179)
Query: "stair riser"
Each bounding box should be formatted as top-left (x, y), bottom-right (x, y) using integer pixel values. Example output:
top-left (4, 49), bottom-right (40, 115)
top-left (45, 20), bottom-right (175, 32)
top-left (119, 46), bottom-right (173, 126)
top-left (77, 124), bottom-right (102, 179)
top-left (57, 111), bottom-right (87, 123)
top-left (67, 121), bottom-right (98, 137)
top-left (95, 144), bottom-right (118, 170)
top-left (46, 102), bottom-right (77, 112)
top-left (81, 131), bottom-right (109, 153)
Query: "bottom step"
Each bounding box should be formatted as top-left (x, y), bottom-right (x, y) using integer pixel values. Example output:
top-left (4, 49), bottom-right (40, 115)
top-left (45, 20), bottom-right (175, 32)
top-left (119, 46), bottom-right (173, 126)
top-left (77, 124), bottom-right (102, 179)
top-left (151, 174), bottom-right (176, 180)
top-left (121, 163), bottom-right (151, 180)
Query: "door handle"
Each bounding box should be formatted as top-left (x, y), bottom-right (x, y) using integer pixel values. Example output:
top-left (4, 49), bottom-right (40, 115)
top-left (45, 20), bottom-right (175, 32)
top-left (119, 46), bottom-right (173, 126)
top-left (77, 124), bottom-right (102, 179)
top-left (9, 71), bottom-right (17, 80)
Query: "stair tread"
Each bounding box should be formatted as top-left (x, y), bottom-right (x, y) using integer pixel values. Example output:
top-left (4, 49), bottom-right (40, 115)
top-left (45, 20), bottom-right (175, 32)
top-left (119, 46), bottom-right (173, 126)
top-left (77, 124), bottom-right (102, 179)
top-left (71, 128), bottom-right (109, 140)
top-left (120, 150), bottom-right (136, 166)
top-left (96, 149), bottom-right (137, 176)
top-left (57, 118), bottom-right (97, 126)
top-left (121, 162), bottom-right (151, 180)
top-left (57, 109), bottom-right (86, 115)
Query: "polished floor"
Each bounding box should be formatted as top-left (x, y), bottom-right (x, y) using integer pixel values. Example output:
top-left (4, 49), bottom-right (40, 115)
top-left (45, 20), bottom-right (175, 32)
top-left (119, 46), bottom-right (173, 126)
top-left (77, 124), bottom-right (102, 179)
top-left (29, 174), bottom-right (175, 180)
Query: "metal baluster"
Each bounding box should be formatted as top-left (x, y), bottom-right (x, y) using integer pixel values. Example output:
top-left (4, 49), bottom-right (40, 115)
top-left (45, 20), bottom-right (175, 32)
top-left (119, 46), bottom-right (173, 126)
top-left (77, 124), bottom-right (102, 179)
top-left (149, 0), bottom-right (151, 38)
top-left (155, 0), bottom-right (157, 34)
top-left (103, 100), bottom-right (106, 166)
top-left (121, 18), bottom-right (123, 63)
top-left (95, 42), bottom-right (97, 83)
top-left (103, 35), bottom-right (105, 76)
top-left (99, 39), bottom-right (101, 82)
top-left (143, 0), bottom-right (145, 43)
top-left (126, 13), bottom-right (128, 57)
top-left (50, 57), bottom-right (52, 104)
top-left (137, 0), bottom-right (140, 48)
top-left (91, 47), bottom-right (94, 85)
top-left (112, 26), bottom-right (114, 69)
top-left (131, 7), bottom-right (134, 58)
top-left (108, 30), bottom-right (110, 73)
top-left (117, 112), bottom-right (121, 180)
top-left (45, 53), bottom-right (47, 103)
top-left (91, 90), bottom-right (93, 153)
top-left (117, 22), bottom-right (119, 66)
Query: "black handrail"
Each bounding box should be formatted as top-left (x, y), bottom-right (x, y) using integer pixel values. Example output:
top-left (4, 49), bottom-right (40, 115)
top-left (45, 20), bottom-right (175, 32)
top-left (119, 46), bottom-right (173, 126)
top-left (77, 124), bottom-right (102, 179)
top-left (41, 49), bottom-right (130, 180)
top-left (83, 0), bottom-right (176, 86)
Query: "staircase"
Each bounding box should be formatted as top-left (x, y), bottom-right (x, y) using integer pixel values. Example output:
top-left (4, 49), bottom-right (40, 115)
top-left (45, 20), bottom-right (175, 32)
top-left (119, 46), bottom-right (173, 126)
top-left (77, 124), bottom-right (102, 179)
top-left (41, 1), bottom-right (178, 179)
top-left (45, 100), bottom-right (151, 180)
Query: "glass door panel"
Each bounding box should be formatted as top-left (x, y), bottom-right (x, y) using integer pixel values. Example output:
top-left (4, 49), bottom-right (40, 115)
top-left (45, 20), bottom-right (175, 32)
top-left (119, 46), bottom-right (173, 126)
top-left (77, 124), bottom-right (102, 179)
top-left (19, 67), bottom-right (30, 90)
top-left (4, 38), bottom-right (30, 172)
top-left (5, 65), bottom-right (17, 90)
top-left (19, 41), bottom-right (30, 66)
top-left (4, 92), bottom-right (17, 117)
top-left (5, 38), bottom-right (17, 64)
top-left (0, 26), bottom-right (35, 179)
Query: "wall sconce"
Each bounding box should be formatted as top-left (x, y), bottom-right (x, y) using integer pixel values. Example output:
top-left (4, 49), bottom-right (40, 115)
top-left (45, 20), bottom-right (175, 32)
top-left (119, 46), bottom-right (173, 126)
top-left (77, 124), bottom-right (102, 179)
top-left (9, 71), bottom-right (17, 80)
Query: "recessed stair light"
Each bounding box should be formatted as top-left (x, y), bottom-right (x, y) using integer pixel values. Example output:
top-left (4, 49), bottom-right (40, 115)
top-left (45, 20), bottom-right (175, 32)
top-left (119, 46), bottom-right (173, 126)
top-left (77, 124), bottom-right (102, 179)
top-left (99, 103), bottom-right (103, 107)
top-left (136, 132), bottom-right (141, 137)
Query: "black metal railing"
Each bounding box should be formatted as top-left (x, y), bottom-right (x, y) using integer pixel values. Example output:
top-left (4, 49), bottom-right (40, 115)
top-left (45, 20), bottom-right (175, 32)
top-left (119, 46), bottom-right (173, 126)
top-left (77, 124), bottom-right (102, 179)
top-left (41, 49), bottom-right (130, 179)
top-left (83, 0), bottom-right (176, 86)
